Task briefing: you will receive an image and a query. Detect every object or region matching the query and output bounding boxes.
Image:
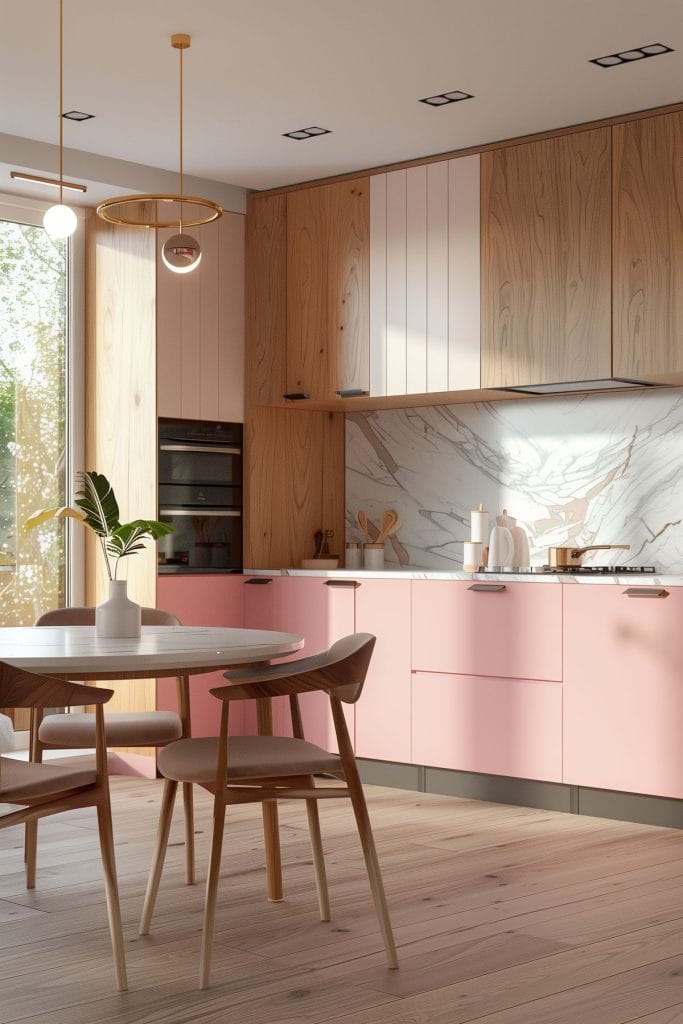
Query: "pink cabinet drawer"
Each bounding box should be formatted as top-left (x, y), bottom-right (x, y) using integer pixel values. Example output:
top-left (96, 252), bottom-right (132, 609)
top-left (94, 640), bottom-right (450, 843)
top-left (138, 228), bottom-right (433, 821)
top-left (412, 580), bottom-right (562, 681)
top-left (563, 584), bottom-right (683, 798)
top-left (412, 671), bottom-right (562, 782)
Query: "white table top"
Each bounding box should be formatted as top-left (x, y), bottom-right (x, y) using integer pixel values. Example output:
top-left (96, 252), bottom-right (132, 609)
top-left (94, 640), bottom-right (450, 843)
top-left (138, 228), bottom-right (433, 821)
top-left (0, 626), bottom-right (304, 679)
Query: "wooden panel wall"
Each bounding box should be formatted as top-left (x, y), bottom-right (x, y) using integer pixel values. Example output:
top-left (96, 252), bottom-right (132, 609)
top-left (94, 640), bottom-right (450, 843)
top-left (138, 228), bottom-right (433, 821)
top-left (328, 178), bottom-right (369, 395)
top-left (613, 111), bottom-right (683, 383)
top-left (481, 128), bottom-right (612, 388)
top-left (85, 209), bottom-right (157, 733)
top-left (286, 186), bottom-right (329, 398)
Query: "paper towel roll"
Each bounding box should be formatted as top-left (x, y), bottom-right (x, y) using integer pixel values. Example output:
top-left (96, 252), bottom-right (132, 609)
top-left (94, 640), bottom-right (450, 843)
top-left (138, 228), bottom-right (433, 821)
top-left (470, 506), bottom-right (489, 543)
top-left (463, 541), bottom-right (483, 572)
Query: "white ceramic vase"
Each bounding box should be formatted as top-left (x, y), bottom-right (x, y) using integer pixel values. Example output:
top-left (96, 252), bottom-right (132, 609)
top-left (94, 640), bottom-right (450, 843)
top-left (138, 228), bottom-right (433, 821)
top-left (96, 580), bottom-right (141, 639)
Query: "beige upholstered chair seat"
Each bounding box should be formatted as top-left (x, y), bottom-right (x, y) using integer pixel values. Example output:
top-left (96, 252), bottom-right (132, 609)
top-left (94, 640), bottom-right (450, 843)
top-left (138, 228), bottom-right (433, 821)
top-left (39, 711), bottom-right (183, 748)
top-left (0, 756), bottom-right (97, 801)
top-left (158, 735), bottom-right (343, 785)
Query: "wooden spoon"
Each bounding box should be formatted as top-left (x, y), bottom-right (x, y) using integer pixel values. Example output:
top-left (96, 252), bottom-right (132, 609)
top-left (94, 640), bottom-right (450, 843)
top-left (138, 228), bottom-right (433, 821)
top-left (375, 510), bottom-right (399, 544)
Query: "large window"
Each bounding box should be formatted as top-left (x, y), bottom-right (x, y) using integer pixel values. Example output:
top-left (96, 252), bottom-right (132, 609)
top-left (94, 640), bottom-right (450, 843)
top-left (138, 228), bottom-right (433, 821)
top-left (0, 197), bottom-right (81, 625)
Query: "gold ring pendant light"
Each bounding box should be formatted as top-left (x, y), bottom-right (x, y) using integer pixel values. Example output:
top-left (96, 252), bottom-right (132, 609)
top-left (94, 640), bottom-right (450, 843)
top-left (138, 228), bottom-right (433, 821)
top-left (96, 34), bottom-right (222, 274)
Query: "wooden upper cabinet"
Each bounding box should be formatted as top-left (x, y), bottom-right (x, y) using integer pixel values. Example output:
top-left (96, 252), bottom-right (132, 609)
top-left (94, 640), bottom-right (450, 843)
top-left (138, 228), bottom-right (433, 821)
top-left (613, 112), bottom-right (683, 384)
top-left (286, 179), bottom-right (369, 400)
top-left (157, 213), bottom-right (245, 423)
top-left (481, 128), bottom-right (612, 388)
top-left (245, 193), bottom-right (287, 407)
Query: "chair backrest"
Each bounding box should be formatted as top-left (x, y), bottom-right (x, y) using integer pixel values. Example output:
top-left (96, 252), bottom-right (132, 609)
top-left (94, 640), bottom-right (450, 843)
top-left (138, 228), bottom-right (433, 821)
top-left (312, 633), bottom-right (376, 704)
top-left (36, 606), bottom-right (180, 627)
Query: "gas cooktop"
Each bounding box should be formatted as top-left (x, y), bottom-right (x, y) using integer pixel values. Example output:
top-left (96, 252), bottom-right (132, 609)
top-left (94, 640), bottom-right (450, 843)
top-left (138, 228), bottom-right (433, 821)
top-left (485, 565), bottom-right (657, 575)
top-left (536, 565), bottom-right (655, 575)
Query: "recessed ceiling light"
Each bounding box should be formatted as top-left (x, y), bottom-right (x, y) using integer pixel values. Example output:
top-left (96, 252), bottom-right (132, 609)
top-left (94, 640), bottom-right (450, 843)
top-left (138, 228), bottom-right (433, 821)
top-left (420, 89), bottom-right (473, 107)
top-left (590, 42), bottom-right (673, 67)
top-left (283, 126), bottom-right (331, 140)
top-left (62, 110), bottom-right (94, 121)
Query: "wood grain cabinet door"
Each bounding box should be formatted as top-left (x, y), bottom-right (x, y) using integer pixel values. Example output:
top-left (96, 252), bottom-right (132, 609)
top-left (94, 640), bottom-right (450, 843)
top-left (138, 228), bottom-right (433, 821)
top-left (287, 179), bottom-right (369, 400)
top-left (481, 128), bottom-right (612, 388)
top-left (612, 111), bottom-right (683, 384)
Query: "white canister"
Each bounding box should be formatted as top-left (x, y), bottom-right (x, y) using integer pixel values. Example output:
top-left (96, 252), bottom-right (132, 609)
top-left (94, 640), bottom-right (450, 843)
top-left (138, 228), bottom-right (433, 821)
top-left (345, 542), bottom-right (362, 570)
top-left (470, 505), bottom-right (489, 544)
top-left (363, 543), bottom-right (384, 570)
top-left (463, 541), bottom-right (483, 572)
top-left (487, 526), bottom-right (514, 570)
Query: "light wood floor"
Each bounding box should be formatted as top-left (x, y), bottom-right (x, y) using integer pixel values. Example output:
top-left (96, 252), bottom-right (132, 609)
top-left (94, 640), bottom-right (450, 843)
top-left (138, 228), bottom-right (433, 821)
top-left (2, 775), bottom-right (683, 1023)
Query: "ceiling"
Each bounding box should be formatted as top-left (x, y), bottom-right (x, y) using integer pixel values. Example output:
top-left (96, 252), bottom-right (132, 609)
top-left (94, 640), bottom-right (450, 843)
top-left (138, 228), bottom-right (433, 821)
top-left (1, 0), bottom-right (682, 195)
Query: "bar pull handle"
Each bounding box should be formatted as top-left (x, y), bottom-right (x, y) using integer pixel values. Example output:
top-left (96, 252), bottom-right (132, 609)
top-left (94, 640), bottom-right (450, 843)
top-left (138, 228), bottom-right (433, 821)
top-left (324, 579), bottom-right (361, 588)
top-left (623, 587), bottom-right (669, 598)
top-left (335, 389), bottom-right (369, 398)
top-left (468, 583), bottom-right (506, 592)
top-left (244, 577), bottom-right (274, 585)
top-left (282, 392), bottom-right (310, 401)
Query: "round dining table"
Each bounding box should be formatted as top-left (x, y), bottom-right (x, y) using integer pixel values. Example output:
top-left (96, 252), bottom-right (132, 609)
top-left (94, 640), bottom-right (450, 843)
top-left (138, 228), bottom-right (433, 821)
top-left (0, 624), bottom-right (304, 900)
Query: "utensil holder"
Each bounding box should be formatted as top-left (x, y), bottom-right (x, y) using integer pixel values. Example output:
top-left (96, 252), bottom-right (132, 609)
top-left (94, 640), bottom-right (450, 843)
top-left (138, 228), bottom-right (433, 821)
top-left (363, 543), bottom-right (384, 570)
top-left (345, 543), bottom-right (362, 570)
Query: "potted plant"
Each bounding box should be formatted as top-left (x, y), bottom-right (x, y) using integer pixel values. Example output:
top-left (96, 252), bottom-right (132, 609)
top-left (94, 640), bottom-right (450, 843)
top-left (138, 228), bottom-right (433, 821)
top-left (27, 470), bottom-right (172, 637)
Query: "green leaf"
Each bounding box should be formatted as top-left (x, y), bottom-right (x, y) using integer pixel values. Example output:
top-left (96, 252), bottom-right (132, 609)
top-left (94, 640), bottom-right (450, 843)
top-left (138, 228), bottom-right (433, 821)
top-left (107, 519), bottom-right (173, 561)
top-left (74, 471), bottom-right (120, 537)
top-left (25, 505), bottom-right (87, 530)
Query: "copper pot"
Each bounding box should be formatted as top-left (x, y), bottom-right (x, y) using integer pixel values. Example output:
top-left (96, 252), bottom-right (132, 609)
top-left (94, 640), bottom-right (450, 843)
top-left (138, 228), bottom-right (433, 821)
top-left (547, 543), bottom-right (631, 568)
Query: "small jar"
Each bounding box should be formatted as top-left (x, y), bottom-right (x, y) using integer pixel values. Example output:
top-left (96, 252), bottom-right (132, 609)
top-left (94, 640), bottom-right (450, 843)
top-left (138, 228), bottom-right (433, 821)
top-left (345, 542), bottom-right (362, 570)
top-left (363, 543), bottom-right (384, 571)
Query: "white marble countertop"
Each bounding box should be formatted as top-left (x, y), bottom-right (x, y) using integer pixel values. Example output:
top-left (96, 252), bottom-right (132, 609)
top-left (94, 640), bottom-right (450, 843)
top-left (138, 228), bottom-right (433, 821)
top-left (244, 567), bottom-right (683, 586)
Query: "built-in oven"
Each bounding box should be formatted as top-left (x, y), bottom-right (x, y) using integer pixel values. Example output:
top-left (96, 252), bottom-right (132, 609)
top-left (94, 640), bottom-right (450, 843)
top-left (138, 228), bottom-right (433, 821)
top-left (157, 418), bottom-right (242, 573)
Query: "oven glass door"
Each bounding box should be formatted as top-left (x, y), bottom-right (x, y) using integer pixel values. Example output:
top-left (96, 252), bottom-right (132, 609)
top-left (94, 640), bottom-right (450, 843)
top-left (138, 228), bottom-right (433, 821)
top-left (158, 443), bottom-right (242, 488)
top-left (157, 508), bottom-right (242, 573)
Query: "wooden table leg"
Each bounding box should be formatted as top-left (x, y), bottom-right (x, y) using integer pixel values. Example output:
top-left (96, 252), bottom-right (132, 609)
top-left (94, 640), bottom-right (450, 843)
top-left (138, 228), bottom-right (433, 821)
top-left (256, 696), bottom-right (283, 901)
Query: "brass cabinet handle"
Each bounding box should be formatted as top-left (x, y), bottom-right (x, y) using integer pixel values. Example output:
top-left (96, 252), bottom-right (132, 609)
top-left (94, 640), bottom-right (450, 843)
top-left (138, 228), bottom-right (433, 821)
top-left (324, 579), bottom-right (361, 588)
top-left (244, 577), bottom-right (273, 585)
top-left (468, 583), bottom-right (506, 592)
top-left (623, 587), bottom-right (669, 598)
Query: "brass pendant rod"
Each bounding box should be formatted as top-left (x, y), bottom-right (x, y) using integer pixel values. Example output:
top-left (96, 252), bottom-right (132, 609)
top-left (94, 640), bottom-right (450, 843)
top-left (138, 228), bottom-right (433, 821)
top-left (58, 0), bottom-right (64, 204)
top-left (179, 39), bottom-right (183, 231)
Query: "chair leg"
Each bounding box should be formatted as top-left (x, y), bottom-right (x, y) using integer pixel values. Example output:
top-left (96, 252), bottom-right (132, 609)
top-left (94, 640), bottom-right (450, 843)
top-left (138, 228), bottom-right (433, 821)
top-left (139, 778), bottom-right (178, 935)
top-left (95, 798), bottom-right (128, 992)
top-left (344, 770), bottom-right (399, 969)
top-left (304, 777), bottom-right (330, 921)
top-left (199, 793), bottom-right (227, 990)
top-left (24, 821), bottom-right (38, 889)
top-left (182, 782), bottom-right (195, 886)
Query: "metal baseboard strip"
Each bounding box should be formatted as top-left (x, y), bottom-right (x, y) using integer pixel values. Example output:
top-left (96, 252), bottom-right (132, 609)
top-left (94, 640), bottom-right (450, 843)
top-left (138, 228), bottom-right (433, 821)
top-left (356, 758), bottom-right (683, 830)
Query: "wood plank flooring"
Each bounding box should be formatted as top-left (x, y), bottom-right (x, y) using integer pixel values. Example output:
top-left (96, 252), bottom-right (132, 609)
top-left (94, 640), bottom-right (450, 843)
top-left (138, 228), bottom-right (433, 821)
top-left (2, 776), bottom-right (683, 1023)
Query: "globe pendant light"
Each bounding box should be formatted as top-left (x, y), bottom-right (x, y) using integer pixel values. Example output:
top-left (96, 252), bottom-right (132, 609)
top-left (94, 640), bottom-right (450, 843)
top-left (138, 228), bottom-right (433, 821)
top-left (43, 0), bottom-right (77, 240)
top-left (97, 34), bottom-right (221, 274)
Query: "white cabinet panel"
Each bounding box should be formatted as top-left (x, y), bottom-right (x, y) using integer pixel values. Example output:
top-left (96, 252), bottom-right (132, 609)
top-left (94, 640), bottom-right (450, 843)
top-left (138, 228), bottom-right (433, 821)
top-left (448, 154), bottom-right (480, 391)
top-left (370, 154), bottom-right (481, 397)
top-left (385, 170), bottom-right (408, 396)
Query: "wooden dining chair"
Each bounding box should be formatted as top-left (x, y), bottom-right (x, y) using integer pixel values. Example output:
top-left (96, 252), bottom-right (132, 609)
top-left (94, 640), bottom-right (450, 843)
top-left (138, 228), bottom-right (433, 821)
top-left (0, 660), bottom-right (128, 991)
top-left (139, 632), bottom-right (398, 989)
top-left (30, 606), bottom-right (196, 884)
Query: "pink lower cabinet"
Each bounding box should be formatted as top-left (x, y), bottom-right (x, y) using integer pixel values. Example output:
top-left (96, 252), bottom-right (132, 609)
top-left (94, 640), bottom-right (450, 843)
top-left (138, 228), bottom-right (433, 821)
top-left (563, 584), bottom-right (683, 798)
top-left (411, 579), bottom-right (563, 780)
top-left (156, 574), bottom-right (245, 736)
top-left (243, 575), bottom-right (355, 747)
top-left (412, 580), bottom-right (562, 681)
top-left (354, 578), bottom-right (412, 763)
top-left (412, 672), bottom-right (563, 781)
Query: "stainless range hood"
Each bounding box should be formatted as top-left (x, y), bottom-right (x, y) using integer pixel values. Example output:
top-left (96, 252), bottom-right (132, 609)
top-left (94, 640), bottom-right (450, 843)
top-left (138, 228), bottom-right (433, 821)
top-left (491, 377), bottom-right (663, 396)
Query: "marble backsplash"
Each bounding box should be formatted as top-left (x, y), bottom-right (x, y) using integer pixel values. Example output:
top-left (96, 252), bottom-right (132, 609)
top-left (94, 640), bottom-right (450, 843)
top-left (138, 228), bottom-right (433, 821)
top-left (345, 388), bottom-right (683, 572)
